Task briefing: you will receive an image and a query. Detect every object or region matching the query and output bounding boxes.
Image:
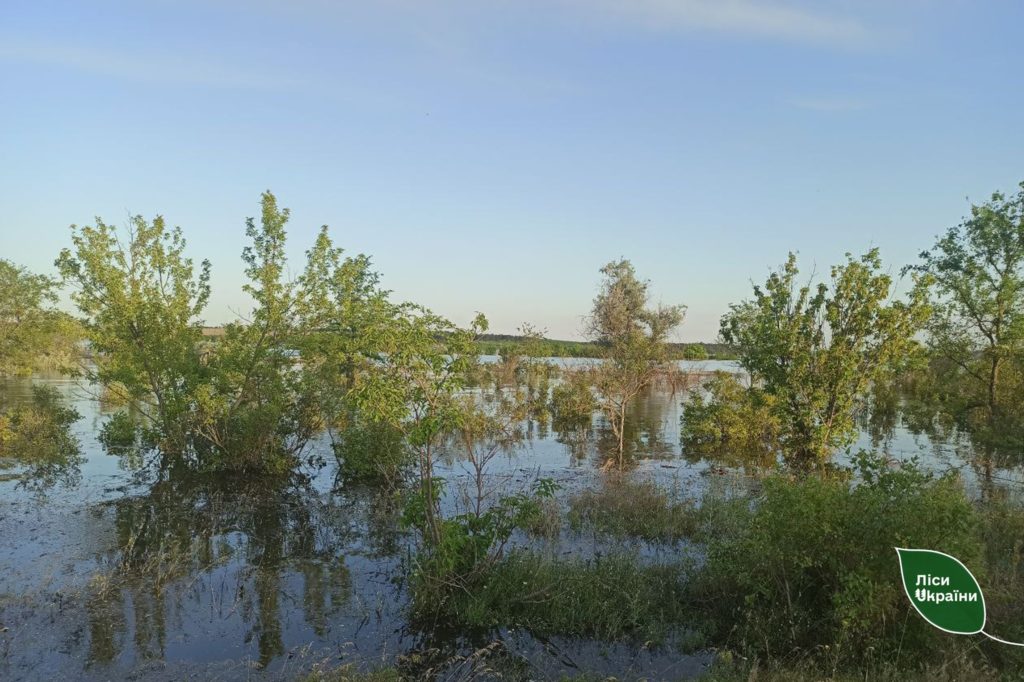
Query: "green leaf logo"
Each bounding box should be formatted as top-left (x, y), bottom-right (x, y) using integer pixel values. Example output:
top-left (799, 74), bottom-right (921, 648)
top-left (895, 547), bottom-right (985, 635)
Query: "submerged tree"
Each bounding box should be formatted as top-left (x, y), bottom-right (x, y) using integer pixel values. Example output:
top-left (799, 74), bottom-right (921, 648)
top-left (354, 306), bottom-right (486, 547)
top-left (905, 182), bottom-right (1024, 454)
top-left (192, 192), bottom-right (320, 472)
top-left (295, 226), bottom-right (414, 483)
top-left (719, 249), bottom-right (928, 467)
top-left (0, 259), bottom-right (81, 376)
top-left (586, 259), bottom-right (684, 467)
top-left (56, 192), bottom-right (394, 474)
top-left (56, 214), bottom-right (211, 454)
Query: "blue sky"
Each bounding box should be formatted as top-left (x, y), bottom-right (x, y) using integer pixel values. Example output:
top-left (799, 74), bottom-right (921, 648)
top-left (2, 1), bottom-right (1022, 340)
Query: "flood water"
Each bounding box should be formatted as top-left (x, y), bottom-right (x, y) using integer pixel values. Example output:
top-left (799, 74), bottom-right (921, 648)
top-left (1, 359), bottom-right (1021, 681)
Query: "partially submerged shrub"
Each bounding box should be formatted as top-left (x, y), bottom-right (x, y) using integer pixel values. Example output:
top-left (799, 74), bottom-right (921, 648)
top-left (334, 417), bottom-right (410, 484)
top-left (697, 453), bottom-right (981, 668)
top-left (569, 477), bottom-right (700, 542)
top-left (549, 370), bottom-right (596, 427)
top-left (519, 495), bottom-right (561, 539)
top-left (681, 372), bottom-right (779, 465)
top-left (406, 479), bottom-right (559, 617)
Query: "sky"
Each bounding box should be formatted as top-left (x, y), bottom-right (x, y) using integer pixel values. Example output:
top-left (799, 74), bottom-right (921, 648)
top-left (2, 0), bottom-right (1022, 341)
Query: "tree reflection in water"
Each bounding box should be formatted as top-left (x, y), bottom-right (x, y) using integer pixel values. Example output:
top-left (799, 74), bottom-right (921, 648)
top-left (84, 472), bottom-right (354, 668)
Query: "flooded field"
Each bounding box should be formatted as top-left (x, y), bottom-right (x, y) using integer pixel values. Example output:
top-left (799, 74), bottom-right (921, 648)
top-left (1, 360), bottom-right (1020, 681)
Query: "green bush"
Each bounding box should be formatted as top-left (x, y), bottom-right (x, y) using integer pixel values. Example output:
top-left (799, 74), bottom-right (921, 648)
top-left (334, 417), bottom-right (410, 484)
top-left (696, 452), bottom-right (981, 669)
top-left (681, 372), bottom-right (779, 465)
top-left (549, 372), bottom-right (596, 427)
top-left (682, 343), bottom-right (709, 360)
top-left (406, 479), bottom-right (559, 617)
top-left (977, 497), bottom-right (1024, 668)
top-left (569, 477), bottom-right (700, 542)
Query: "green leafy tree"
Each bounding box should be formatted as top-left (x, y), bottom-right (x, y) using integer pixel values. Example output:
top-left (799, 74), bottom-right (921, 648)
top-left (55, 215), bottom-right (211, 452)
top-left (193, 192), bottom-right (319, 472)
top-left (905, 182), bottom-right (1024, 453)
top-left (721, 249), bottom-right (928, 467)
top-left (297, 226), bottom-right (394, 422)
top-left (354, 307), bottom-right (486, 546)
top-left (681, 371), bottom-right (779, 466)
top-left (586, 259), bottom-right (685, 466)
top-left (0, 259), bottom-right (80, 375)
top-left (294, 224), bottom-right (408, 481)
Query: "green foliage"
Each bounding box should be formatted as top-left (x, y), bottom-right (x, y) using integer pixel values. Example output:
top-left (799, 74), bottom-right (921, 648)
top-left (681, 342), bottom-right (710, 360)
top-left (192, 192), bottom-right (319, 473)
top-left (0, 259), bottom-right (81, 376)
top-left (295, 225), bottom-right (392, 434)
top-left (57, 192), bottom-right (400, 475)
top-left (681, 371), bottom-right (780, 465)
top-left (439, 550), bottom-right (690, 643)
top-left (569, 477), bottom-right (700, 541)
top-left (976, 497), bottom-right (1024, 665)
top-left (549, 369), bottom-right (596, 427)
top-left (406, 479), bottom-right (559, 616)
top-left (0, 385), bottom-right (82, 487)
top-left (905, 182), bottom-right (1024, 456)
top-left (697, 453), bottom-right (981, 668)
top-left (56, 213), bottom-right (211, 451)
top-left (476, 336), bottom-right (731, 360)
top-left (352, 305), bottom-right (488, 553)
top-left (587, 259), bottom-right (685, 465)
top-left (333, 416), bottom-right (409, 484)
top-left (722, 249), bottom-right (928, 467)
top-left (700, 657), bottom-right (998, 682)
top-left (98, 411), bottom-right (139, 451)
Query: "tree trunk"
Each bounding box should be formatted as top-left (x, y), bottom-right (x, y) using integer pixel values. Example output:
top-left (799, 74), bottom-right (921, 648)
top-left (617, 402), bottom-right (626, 467)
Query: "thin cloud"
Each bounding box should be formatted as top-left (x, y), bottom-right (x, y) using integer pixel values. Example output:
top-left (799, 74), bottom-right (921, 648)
top-left (572, 0), bottom-right (873, 47)
top-left (0, 39), bottom-right (289, 90)
top-left (790, 96), bottom-right (869, 112)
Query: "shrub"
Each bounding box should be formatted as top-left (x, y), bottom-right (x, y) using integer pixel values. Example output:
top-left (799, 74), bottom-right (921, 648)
top-left (696, 452), bottom-right (981, 669)
top-left (334, 417), bottom-right (410, 484)
top-left (977, 497), bottom-right (1024, 668)
top-left (682, 343), bottom-right (709, 360)
top-left (681, 372), bottom-right (779, 465)
top-left (569, 477), bottom-right (700, 542)
top-left (406, 479), bottom-right (559, 617)
top-left (549, 371), bottom-right (596, 427)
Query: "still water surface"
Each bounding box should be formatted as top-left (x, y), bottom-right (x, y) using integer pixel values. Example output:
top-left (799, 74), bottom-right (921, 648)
top-left (0, 360), bottom-right (1019, 680)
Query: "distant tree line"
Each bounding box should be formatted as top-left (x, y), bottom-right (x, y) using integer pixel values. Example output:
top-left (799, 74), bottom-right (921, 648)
top-left (474, 335), bottom-right (733, 360)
